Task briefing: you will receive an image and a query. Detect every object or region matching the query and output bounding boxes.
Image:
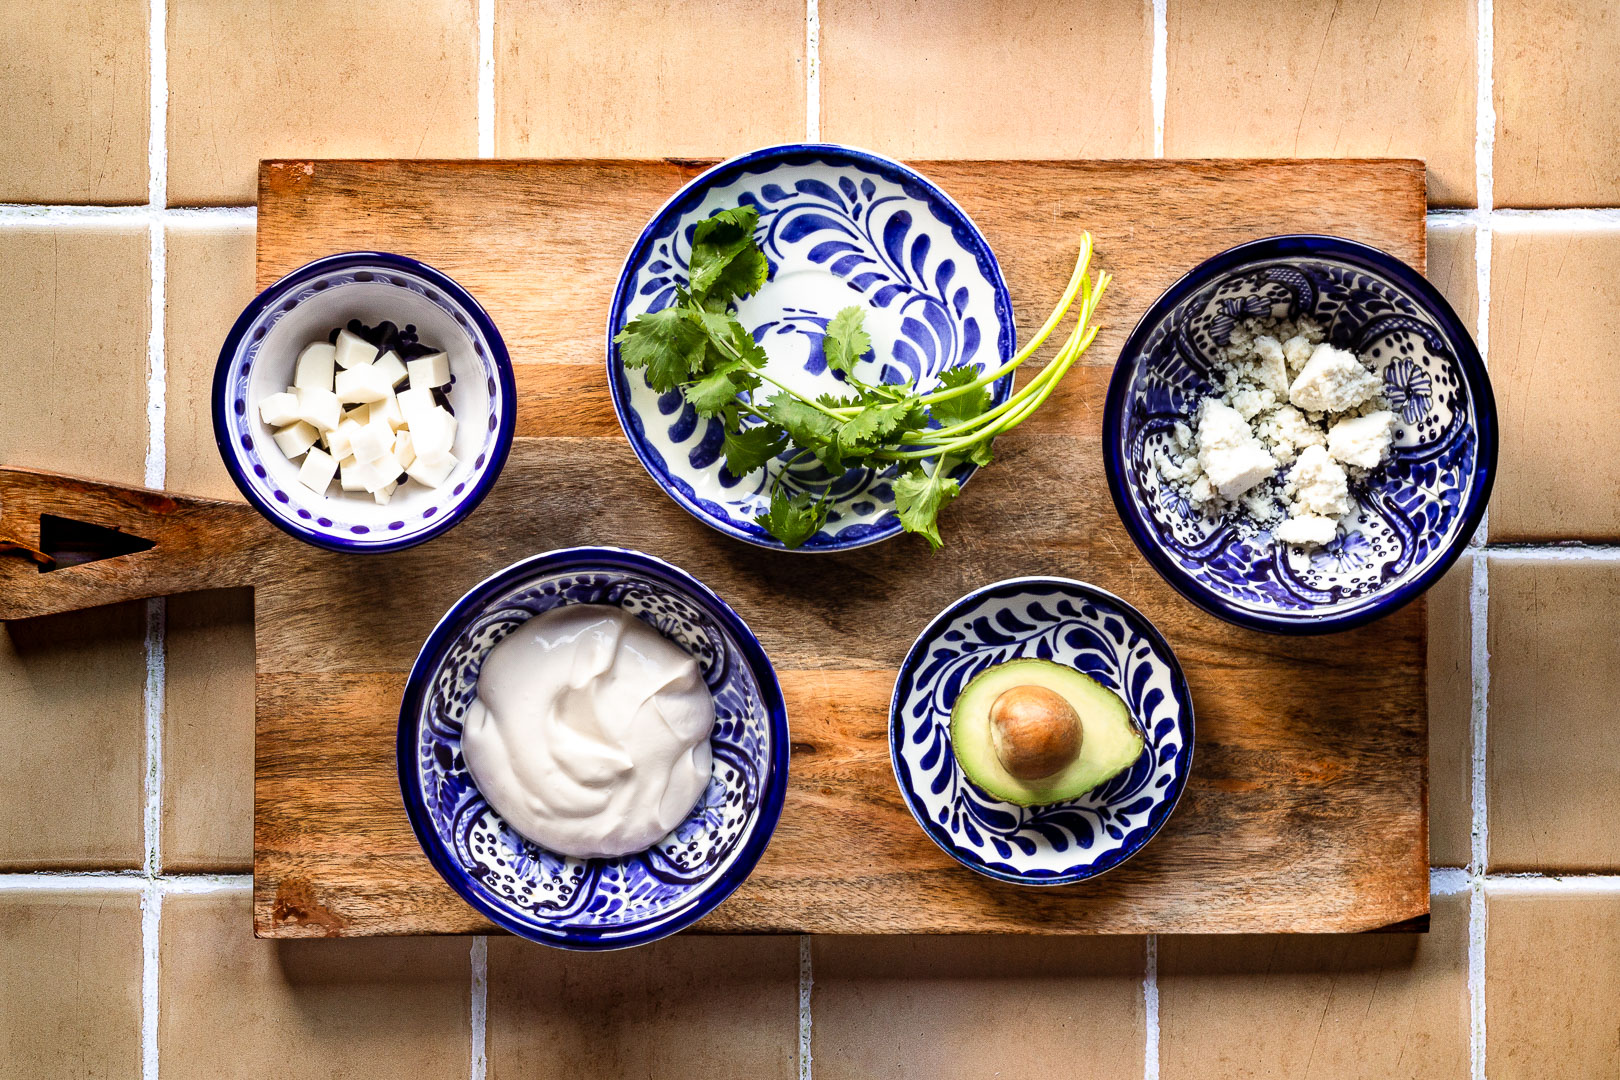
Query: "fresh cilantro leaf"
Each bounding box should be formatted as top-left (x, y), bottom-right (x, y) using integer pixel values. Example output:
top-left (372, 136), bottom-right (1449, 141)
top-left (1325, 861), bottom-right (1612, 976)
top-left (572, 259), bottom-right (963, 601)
top-left (723, 423), bottom-right (788, 477)
top-left (927, 365), bottom-right (991, 428)
top-left (689, 207), bottom-right (768, 305)
top-left (894, 460), bottom-right (963, 551)
top-left (696, 311), bottom-right (771, 369)
top-left (965, 439), bottom-right (994, 468)
top-left (832, 400), bottom-right (917, 462)
top-left (821, 306), bottom-right (872, 377)
top-left (614, 307), bottom-right (708, 393)
top-left (684, 359), bottom-right (759, 417)
top-left (765, 394), bottom-right (841, 469)
top-left (755, 487), bottom-right (826, 549)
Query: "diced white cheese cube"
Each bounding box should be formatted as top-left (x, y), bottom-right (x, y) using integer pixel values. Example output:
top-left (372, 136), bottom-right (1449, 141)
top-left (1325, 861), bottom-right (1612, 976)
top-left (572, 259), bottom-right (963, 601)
top-left (406, 450), bottom-right (457, 489)
top-left (407, 351), bottom-right (451, 389)
top-left (1286, 445), bottom-right (1351, 517)
top-left (333, 329), bottom-right (375, 369)
top-left (1195, 399), bottom-right (1276, 499)
top-left (392, 429), bottom-right (416, 471)
top-left (328, 417), bottom-right (361, 460)
top-left (1274, 513), bottom-right (1338, 548)
top-left (293, 387), bottom-right (341, 433)
top-left (349, 417), bottom-right (395, 463)
top-left (362, 451), bottom-right (403, 493)
top-left (371, 392), bottom-right (405, 431)
top-left (272, 421), bottom-right (320, 459)
top-left (258, 391), bottom-right (301, 428)
top-left (335, 364), bottom-right (394, 405)
top-left (373, 350), bottom-right (409, 389)
top-left (1326, 409), bottom-right (1397, 469)
top-left (1288, 343), bottom-right (1381, 414)
top-left (373, 481), bottom-right (397, 505)
top-left (396, 386), bottom-right (436, 431)
top-left (293, 341), bottom-right (337, 392)
top-left (412, 406), bottom-right (458, 461)
top-left (338, 455), bottom-right (365, 491)
top-left (344, 402), bottom-right (371, 427)
top-left (296, 447), bottom-right (338, 496)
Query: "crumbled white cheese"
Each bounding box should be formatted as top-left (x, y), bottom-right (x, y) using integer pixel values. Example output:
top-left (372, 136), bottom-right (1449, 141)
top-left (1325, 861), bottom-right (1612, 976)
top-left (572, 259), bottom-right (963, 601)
top-left (1152, 314), bottom-right (1390, 550)
top-left (1196, 400), bottom-right (1276, 499)
top-left (1273, 514), bottom-right (1338, 547)
top-left (1285, 445), bottom-right (1351, 517)
top-left (1289, 343), bottom-right (1382, 414)
top-left (1327, 409), bottom-right (1396, 469)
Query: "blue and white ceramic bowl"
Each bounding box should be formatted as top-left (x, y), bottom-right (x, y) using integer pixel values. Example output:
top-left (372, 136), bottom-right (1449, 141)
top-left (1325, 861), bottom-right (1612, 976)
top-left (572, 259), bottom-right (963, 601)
top-left (397, 547), bottom-right (788, 949)
top-left (213, 251), bottom-right (516, 553)
top-left (890, 577), bottom-right (1194, 886)
top-left (1104, 235), bottom-right (1496, 634)
top-left (608, 143), bottom-right (1016, 551)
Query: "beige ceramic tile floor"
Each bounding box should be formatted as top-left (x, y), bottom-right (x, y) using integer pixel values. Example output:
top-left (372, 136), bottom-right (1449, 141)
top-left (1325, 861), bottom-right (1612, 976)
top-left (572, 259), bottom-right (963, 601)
top-left (2, 2), bottom-right (1618, 1078)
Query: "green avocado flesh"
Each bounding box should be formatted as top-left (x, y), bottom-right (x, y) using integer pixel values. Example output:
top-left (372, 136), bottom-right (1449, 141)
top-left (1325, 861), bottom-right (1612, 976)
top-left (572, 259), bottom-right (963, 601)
top-left (950, 658), bottom-right (1145, 807)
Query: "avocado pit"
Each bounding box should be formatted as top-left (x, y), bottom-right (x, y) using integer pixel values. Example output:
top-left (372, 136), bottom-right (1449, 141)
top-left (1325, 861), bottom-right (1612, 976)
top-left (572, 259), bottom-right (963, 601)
top-left (988, 683), bottom-right (1083, 780)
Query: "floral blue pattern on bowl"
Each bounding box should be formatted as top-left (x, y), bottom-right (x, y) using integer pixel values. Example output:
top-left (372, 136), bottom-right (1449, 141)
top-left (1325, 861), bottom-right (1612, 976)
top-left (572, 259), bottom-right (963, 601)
top-left (607, 143), bottom-right (1016, 552)
top-left (890, 577), bottom-right (1194, 886)
top-left (213, 251), bottom-right (516, 553)
top-left (1103, 235), bottom-right (1496, 634)
top-left (397, 548), bottom-right (788, 949)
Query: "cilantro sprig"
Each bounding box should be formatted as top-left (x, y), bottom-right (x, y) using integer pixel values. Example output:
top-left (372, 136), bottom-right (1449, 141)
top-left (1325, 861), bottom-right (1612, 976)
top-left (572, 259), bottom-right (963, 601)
top-left (614, 205), bottom-right (1111, 549)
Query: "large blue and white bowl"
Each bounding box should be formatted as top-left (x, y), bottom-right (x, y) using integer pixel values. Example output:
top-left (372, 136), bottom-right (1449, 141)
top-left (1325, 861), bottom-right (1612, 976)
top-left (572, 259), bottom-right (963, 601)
top-left (214, 251), bottom-right (516, 553)
top-left (1104, 235), bottom-right (1497, 635)
top-left (608, 144), bottom-right (1016, 551)
top-left (890, 577), bottom-right (1194, 886)
top-left (397, 548), bottom-right (789, 949)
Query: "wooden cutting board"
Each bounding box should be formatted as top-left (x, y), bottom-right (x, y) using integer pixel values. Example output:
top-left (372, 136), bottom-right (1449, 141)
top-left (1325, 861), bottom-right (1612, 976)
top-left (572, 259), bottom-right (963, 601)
top-left (0, 158), bottom-right (1431, 937)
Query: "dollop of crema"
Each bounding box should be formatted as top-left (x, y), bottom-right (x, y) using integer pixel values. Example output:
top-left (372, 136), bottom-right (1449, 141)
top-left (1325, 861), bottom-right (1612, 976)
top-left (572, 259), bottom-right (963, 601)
top-left (461, 604), bottom-right (715, 859)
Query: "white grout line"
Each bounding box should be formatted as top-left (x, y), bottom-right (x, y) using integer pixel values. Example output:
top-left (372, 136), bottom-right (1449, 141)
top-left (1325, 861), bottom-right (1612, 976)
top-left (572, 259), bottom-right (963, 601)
top-left (1468, 5), bottom-right (1492, 1078)
top-left (1484, 875), bottom-right (1620, 894)
top-left (477, 0), bottom-right (495, 157)
top-left (1150, 0), bottom-right (1167, 159)
top-left (1484, 544), bottom-right (1620, 559)
top-left (144, 4), bottom-right (169, 1077)
top-left (1143, 935), bottom-right (1160, 1080)
top-left (141, 883), bottom-right (161, 1078)
top-left (1432, 867), bottom-right (1472, 895)
top-left (804, 0), bottom-right (820, 142)
top-left (470, 936), bottom-right (488, 1080)
top-left (798, 934), bottom-right (813, 1080)
top-left (162, 206), bottom-right (258, 222)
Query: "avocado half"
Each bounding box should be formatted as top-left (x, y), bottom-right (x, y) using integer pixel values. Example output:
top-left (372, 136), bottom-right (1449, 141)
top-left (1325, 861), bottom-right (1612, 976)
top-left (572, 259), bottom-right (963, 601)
top-left (949, 658), bottom-right (1145, 807)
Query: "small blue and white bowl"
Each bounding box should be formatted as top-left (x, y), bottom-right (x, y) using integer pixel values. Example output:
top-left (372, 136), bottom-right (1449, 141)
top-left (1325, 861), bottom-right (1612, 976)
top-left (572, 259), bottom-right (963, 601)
top-left (397, 547), bottom-right (789, 949)
top-left (213, 251), bottom-right (516, 553)
top-left (608, 143), bottom-right (1016, 552)
top-left (890, 577), bottom-right (1194, 886)
top-left (1104, 235), bottom-right (1497, 634)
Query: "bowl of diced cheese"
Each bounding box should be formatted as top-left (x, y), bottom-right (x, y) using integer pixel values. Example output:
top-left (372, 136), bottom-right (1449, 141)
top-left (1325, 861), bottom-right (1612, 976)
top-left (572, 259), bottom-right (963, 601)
top-left (1103, 235), bottom-right (1496, 634)
top-left (212, 251), bottom-right (516, 552)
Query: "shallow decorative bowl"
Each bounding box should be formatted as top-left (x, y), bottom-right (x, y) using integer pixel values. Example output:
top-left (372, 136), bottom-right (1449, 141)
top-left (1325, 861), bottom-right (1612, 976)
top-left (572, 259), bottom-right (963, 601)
top-left (607, 143), bottom-right (1015, 551)
top-left (397, 547), bottom-right (788, 949)
top-left (1103, 235), bottom-right (1496, 634)
top-left (890, 577), bottom-right (1193, 885)
top-left (213, 251), bottom-right (516, 553)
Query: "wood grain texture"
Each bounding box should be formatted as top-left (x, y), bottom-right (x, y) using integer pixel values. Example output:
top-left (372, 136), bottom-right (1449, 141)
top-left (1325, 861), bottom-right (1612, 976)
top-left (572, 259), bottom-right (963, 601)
top-left (0, 158), bottom-right (1430, 936)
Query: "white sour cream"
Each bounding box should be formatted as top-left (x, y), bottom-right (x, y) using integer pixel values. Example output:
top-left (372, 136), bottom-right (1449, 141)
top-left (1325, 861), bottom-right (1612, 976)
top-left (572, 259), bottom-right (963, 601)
top-left (460, 604), bottom-right (715, 859)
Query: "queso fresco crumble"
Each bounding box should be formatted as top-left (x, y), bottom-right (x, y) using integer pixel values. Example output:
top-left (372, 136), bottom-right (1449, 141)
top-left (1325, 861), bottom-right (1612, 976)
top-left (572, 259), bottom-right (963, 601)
top-left (1153, 314), bottom-right (1396, 549)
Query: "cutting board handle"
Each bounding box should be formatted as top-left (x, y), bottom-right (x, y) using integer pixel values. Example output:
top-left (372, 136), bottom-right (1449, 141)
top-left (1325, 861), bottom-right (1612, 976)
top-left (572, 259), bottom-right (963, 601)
top-left (0, 467), bottom-right (274, 620)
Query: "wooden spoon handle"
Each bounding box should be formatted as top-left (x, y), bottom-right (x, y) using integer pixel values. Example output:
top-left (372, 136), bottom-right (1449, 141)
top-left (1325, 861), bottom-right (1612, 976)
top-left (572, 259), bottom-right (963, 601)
top-left (0, 467), bottom-right (275, 620)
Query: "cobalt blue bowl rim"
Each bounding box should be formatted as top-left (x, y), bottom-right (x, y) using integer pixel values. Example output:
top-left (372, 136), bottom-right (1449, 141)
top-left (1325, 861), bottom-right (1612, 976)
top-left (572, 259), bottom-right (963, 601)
top-left (211, 250), bottom-right (517, 554)
top-left (395, 546), bottom-right (791, 949)
top-left (1101, 233), bottom-right (1499, 636)
top-left (888, 575), bottom-right (1196, 886)
top-left (604, 141), bottom-right (1018, 553)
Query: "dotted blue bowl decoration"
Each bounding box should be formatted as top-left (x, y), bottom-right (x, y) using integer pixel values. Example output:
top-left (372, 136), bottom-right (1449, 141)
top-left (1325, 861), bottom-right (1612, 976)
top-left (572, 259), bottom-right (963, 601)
top-left (1103, 235), bottom-right (1497, 635)
top-left (890, 577), bottom-right (1194, 886)
top-left (212, 251), bottom-right (516, 553)
top-left (397, 548), bottom-right (789, 950)
top-left (607, 143), bottom-right (1016, 552)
